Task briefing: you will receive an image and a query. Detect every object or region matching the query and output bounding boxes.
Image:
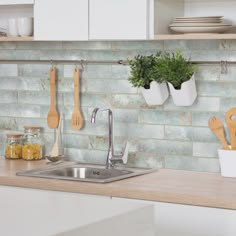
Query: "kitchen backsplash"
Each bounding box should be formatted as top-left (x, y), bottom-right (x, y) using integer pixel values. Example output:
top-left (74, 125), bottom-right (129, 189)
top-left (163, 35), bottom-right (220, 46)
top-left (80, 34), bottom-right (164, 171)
top-left (1, 40), bottom-right (236, 172)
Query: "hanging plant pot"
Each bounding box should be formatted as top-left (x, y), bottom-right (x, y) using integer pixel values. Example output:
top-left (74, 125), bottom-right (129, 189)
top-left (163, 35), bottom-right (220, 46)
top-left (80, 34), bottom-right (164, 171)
top-left (168, 75), bottom-right (197, 106)
top-left (141, 81), bottom-right (169, 105)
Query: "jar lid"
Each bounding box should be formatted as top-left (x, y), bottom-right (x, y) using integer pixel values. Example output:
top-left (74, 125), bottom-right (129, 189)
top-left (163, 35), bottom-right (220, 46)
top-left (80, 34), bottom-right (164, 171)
top-left (6, 133), bottom-right (23, 138)
top-left (24, 126), bottom-right (41, 130)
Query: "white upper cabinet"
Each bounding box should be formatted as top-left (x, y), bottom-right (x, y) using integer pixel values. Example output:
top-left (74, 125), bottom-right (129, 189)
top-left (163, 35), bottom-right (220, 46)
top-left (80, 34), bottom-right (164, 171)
top-left (89, 0), bottom-right (150, 40)
top-left (0, 0), bottom-right (33, 4)
top-left (34, 0), bottom-right (88, 41)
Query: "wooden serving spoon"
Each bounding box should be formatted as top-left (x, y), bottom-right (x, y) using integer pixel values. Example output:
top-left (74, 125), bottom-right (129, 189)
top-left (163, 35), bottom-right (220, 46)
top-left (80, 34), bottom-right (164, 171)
top-left (47, 66), bottom-right (59, 128)
top-left (225, 107), bottom-right (236, 150)
top-left (208, 116), bottom-right (229, 150)
top-left (71, 67), bottom-right (83, 130)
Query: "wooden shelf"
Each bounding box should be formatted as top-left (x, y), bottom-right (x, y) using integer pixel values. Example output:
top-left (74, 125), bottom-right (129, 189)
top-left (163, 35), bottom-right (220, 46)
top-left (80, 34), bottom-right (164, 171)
top-left (0, 36), bottom-right (33, 41)
top-left (154, 33), bottom-right (236, 40)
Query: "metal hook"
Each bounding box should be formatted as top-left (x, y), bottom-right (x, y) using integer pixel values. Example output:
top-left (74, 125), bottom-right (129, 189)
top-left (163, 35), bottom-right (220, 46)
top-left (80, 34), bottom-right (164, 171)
top-left (79, 60), bottom-right (85, 71)
top-left (220, 60), bottom-right (228, 74)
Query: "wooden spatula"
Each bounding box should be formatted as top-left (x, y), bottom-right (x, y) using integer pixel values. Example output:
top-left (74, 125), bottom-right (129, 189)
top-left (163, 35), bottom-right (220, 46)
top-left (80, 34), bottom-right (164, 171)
top-left (208, 116), bottom-right (229, 150)
top-left (225, 107), bottom-right (236, 150)
top-left (71, 68), bottom-right (83, 130)
top-left (47, 66), bottom-right (59, 128)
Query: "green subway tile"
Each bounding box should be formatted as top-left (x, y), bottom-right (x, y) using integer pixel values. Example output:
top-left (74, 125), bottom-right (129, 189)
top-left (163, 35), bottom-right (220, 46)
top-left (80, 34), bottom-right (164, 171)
top-left (165, 155), bottom-right (219, 172)
top-left (114, 123), bottom-right (164, 139)
top-left (164, 126), bottom-right (192, 141)
top-left (139, 110), bottom-right (191, 126)
top-left (164, 40), bottom-right (221, 50)
top-left (62, 41), bottom-right (111, 50)
top-left (0, 91), bottom-right (17, 104)
top-left (0, 64), bottom-right (17, 76)
top-left (16, 41), bottom-right (62, 50)
top-left (127, 152), bottom-right (164, 168)
top-left (0, 104), bottom-right (40, 118)
top-left (18, 91), bottom-right (63, 105)
top-left (193, 142), bottom-right (220, 158)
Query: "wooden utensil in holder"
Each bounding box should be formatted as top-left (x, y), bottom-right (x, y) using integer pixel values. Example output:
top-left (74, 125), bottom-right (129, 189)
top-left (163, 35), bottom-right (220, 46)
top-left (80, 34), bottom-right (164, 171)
top-left (208, 116), bottom-right (229, 150)
top-left (225, 107), bottom-right (236, 150)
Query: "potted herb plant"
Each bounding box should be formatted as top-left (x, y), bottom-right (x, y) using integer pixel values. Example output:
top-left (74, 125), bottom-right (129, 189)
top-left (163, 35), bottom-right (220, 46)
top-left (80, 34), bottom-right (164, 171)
top-left (157, 50), bottom-right (197, 106)
top-left (128, 53), bottom-right (169, 105)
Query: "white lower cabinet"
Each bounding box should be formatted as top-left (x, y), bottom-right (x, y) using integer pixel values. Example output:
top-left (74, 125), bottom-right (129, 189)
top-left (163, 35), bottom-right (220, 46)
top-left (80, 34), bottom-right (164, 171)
top-left (34, 0), bottom-right (89, 41)
top-left (113, 197), bottom-right (236, 236)
top-left (0, 186), bottom-right (154, 236)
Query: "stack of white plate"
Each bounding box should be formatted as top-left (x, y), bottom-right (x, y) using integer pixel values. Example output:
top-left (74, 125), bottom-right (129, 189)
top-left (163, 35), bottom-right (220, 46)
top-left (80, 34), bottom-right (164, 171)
top-left (169, 16), bottom-right (232, 34)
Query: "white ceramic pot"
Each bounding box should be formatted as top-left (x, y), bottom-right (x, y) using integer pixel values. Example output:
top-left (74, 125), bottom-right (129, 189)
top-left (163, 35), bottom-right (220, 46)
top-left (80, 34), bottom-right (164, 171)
top-left (168, 74), bottom-right (197, 106)
top-left (17, 17), bottom-right (33, 36)
top-left (218, 149), bottom-right (236, 177)
top-left (141, 81), bottom-right (169, 105)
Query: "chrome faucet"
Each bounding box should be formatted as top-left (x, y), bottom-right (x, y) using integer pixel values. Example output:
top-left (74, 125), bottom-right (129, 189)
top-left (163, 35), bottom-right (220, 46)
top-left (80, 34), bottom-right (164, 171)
top-left (91, 107), bottom-right (129, 169)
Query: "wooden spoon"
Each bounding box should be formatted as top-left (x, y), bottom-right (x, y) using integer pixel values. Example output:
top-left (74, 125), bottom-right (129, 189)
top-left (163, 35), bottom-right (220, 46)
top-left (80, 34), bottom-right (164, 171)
top-left (71, 68), bottom-right (83, 130)
top-left (47, 66), bottom-right (59, 128)
top-left (225, 107), bottom-right (236, 150)
top-left (208, 116), bottom-right (229, 150)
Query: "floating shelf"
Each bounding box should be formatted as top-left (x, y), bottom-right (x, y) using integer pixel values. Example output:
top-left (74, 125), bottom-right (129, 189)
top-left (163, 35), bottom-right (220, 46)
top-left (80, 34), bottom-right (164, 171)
top-left (0, 36), bottom-right (33, 41)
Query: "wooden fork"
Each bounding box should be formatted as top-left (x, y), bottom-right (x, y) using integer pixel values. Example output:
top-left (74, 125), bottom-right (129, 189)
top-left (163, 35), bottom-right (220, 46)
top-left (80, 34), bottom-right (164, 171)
top-left (208, 116), bottom-right (229, 150)
top-left (71, 68), bottom-right (83, 130)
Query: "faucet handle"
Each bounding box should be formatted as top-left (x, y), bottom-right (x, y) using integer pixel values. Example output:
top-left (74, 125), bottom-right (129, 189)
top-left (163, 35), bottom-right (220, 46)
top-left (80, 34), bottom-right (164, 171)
top-left (121, 141), bottom-right (130, 164)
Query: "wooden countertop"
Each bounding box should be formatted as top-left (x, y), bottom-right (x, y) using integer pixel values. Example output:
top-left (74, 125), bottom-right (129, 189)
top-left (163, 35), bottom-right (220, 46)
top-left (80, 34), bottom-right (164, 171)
top-left (0, 158), bottom-right (236, 210)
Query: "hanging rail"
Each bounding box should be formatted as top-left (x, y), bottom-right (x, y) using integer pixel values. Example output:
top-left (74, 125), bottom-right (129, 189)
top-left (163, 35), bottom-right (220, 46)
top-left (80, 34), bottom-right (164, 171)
top-left (0, 59), bottom-right (233, 65)
top-left (0, 59), bottom-right (232, 74)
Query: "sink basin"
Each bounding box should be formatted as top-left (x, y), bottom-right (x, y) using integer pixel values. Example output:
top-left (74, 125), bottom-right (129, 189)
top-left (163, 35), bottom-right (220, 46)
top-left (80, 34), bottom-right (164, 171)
top-left (16, 163), bottom-right (157, 183)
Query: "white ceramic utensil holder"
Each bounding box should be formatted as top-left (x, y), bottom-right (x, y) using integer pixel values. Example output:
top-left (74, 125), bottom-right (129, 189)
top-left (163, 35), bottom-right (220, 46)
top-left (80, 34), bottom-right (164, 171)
top-left (141, 81), bottom-right (169, 105)
top-left (168, 75), bottom-right (197, 106)
top-left (218, 149), bottom-right (236, 177)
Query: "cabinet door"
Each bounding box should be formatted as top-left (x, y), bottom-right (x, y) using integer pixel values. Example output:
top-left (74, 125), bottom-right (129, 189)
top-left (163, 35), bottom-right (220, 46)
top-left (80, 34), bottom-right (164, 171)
top-left (34, 0), bottom-right (88, 40)
top-left (89, 0), bottom-right (149, 40)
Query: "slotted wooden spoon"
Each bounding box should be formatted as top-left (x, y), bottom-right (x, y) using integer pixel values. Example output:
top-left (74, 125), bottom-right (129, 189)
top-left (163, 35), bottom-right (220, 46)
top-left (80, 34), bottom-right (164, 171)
top-left (71, 67), bottom-right (83, 130)
top-left (225, 107), bottom-right (236, 150)
top-left (208, 116), bottom-right (229, 150)
top-left (47, 66), bottom-right (59, 128)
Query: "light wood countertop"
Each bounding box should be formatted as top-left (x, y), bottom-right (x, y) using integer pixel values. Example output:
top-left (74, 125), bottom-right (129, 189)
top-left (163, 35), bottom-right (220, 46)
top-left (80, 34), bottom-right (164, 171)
top-left (0, 158), bottom-right (236, 210)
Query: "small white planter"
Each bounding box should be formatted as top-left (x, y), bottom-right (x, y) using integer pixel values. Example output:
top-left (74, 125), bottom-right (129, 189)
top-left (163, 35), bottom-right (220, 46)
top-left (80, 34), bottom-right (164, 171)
top-left (141, 81), bottom-right (169, 105)
top-left (168, 75), bottom-right (197, 106)
top-left (218, 149), bottom-right (236, 178)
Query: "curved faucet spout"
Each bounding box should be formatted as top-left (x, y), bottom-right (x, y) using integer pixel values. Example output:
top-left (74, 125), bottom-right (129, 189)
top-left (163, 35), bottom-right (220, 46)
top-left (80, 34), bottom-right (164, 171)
top-left (91, 107), bottom-right (123, 169)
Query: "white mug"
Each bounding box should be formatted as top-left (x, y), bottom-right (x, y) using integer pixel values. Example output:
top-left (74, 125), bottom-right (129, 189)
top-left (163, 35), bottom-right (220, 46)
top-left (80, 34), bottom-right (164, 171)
top-left (7, 18), bottom-right (18, 37)
top-left (17, 17), bottom-right (33, 36)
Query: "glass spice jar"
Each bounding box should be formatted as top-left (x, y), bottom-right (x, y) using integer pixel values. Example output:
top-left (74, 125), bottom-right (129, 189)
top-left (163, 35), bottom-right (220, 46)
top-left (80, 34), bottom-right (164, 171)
top-left (22, 126), bottom-right (42, 160)
top-left (5, 133), bottom-right (23, 159)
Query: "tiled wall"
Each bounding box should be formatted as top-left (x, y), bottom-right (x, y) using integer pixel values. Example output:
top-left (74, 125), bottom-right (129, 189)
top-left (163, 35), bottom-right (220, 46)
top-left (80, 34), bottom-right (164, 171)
top-left (0, 40), bottom-right (236, 172)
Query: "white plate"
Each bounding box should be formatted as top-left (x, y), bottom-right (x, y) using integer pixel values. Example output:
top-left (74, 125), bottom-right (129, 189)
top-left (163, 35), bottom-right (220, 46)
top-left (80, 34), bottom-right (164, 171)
top-left (170, 23), bottom-right (231, 27)
top-left (173, 19), bottom-right (223, 23)
top-left (174, 16), bottom-right (223, 20)
top-left (169, 25), bottom-right (232, 34)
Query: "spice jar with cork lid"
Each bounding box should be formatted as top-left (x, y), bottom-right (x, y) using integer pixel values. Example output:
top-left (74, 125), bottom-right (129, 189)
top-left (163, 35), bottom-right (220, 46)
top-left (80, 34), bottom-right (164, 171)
top-left (5, 133), bottom-right (23, 159)
top-left (22, 126), bottom-right (42, 160)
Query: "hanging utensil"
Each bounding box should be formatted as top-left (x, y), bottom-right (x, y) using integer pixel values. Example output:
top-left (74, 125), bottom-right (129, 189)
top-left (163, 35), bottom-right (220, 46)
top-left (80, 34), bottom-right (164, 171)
top-left (225, 107), bottom-right (236, 150)
top-left (50, 114), bottom-right (62, 158)
top-left (208, 116), bottom-right (229, 150)
top-left (47, 66), bottom-right (59, 128)
top-left (71, 67), bottom-right (83, 130)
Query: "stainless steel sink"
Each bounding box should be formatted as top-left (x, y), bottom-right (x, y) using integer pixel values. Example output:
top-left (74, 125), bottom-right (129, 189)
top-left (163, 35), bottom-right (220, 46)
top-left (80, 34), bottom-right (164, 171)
top-left (16, 163), bottom-right (157, 183)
